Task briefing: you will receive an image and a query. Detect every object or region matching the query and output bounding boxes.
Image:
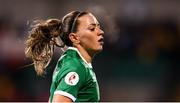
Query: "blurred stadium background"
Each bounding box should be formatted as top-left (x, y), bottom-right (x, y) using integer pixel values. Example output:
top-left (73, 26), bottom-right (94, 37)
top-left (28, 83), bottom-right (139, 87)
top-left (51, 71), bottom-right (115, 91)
top-left (0, 0), bottom-right (180, 101)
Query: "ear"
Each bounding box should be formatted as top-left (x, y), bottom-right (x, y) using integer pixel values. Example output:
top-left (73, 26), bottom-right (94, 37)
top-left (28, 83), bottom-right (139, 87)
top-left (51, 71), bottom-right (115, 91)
top-left (69, 33), bottom-right (80, 45)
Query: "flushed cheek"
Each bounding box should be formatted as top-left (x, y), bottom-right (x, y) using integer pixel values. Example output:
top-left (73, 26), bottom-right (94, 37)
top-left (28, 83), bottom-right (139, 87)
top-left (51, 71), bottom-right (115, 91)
top-left (82, 39), bottom-right (103, 52)
top-left (86, 38), bottom-right (96, 48)
top-left (79, 33), bottom-right (100, 50)
top-left (82, 38), bottom-right (97, 49)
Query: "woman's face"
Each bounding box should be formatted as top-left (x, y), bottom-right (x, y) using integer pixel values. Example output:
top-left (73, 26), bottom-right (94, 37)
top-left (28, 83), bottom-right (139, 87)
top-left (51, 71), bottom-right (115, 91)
top-left (76, 13), bottom-right (104, 54)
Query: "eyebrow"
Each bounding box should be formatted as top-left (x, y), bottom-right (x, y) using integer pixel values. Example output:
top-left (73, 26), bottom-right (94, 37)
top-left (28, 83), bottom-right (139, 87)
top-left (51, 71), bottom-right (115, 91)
top-left (89, 23), bottom-right (100, 27)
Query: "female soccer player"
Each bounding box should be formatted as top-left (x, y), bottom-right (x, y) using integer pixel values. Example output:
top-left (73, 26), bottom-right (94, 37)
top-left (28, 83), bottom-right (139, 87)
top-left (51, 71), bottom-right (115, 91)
top-left (24, 11), bottom-right (104, 102)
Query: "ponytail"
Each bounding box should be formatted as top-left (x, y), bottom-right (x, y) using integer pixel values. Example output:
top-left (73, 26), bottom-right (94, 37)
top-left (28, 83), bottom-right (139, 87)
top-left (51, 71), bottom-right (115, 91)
top-left (25, 19), bottom-right (63, 76)
top-left (24, 11), bottom-right (89, 76)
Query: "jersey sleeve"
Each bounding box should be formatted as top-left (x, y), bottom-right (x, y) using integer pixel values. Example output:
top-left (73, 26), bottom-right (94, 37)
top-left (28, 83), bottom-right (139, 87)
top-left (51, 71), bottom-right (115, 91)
top-left (54, 59), bottom-right (86, 101)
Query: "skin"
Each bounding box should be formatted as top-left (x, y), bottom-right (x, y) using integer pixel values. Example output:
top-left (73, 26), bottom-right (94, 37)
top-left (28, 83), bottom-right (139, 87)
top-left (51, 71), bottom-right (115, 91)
top-left (52, 13), bottom-right (104, 102)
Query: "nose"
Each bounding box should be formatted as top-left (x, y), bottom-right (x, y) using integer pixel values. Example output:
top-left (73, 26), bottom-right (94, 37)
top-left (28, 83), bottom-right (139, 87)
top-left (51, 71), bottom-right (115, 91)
top-left (98, 28), bottom-right (104, 36)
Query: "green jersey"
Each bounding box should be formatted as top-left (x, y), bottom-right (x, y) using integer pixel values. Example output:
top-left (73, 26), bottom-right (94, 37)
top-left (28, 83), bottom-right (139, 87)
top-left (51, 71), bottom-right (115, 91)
top-left (49, 47), bottom-right (100, 102)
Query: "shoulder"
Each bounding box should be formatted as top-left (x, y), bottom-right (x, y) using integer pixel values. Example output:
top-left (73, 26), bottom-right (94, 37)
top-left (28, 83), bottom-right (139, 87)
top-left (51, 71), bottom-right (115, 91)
top-left (60, 54), bottom-right (84, 69)
top-left (54, 55), bottom-right (87, 85)
top-left (56, 54), bottom-right (86, 77)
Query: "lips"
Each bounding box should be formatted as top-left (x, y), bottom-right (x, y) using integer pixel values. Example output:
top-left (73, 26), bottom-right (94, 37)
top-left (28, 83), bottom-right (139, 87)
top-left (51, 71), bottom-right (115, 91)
top-left (98, 38), bottom-right (104, 45)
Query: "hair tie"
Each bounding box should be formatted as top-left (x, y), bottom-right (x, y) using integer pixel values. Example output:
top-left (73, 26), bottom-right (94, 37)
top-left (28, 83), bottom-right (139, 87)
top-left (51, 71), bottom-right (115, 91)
top-left (70, 12), bottom-right (81, 33)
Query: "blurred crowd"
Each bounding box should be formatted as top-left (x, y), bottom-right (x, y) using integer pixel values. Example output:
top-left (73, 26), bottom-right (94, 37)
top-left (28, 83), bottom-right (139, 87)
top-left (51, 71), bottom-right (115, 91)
top-left (0, 0), bottom-right (180, 102)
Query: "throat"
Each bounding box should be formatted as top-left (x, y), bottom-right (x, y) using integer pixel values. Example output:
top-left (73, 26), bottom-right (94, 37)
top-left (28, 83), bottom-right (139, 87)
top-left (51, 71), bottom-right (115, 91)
top-left (76, 46), bottom-right (93, 63)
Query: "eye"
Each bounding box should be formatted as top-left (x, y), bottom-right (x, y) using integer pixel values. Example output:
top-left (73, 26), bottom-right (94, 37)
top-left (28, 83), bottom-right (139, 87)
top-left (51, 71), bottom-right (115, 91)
top-left (89, 28), bottom-right (95, 31)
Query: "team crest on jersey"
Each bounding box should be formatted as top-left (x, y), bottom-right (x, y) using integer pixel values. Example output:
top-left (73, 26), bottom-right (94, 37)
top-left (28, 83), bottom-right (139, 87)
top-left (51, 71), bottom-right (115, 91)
top-left (65, 72), bottom-right (79, 85)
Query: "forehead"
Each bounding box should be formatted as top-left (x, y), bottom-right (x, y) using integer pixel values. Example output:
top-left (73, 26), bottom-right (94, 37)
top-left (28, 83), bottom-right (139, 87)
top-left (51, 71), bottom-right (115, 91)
top-left (78, 13), bottom-right (99, 26)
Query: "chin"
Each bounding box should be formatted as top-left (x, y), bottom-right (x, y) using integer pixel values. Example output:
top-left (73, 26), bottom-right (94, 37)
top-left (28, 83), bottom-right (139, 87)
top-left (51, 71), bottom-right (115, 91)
top-left (89, 46), bottom-right (103, 56)
top-left (95, 47), bottom-right (103, 54)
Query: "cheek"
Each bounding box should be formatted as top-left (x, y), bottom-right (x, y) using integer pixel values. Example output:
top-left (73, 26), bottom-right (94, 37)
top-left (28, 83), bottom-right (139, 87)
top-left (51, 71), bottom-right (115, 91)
top-left (80, 34), bottom-right (103, 52)
top-left (79, 33), bottom-right (97, 48)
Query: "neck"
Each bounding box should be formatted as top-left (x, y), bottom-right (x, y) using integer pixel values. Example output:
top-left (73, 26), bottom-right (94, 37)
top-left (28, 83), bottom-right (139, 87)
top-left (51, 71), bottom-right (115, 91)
top-left (75, 45), bottom-right (94, 63)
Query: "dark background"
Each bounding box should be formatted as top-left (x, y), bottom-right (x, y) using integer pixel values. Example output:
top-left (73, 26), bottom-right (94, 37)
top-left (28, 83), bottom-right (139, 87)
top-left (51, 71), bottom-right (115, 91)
top-left (0, 0), bottom-right (180, 101)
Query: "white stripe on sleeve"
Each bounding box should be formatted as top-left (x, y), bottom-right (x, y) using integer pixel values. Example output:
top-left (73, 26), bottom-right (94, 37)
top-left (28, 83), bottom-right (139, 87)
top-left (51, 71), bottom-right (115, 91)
top-left (54, 90), bottom-right (76, 101)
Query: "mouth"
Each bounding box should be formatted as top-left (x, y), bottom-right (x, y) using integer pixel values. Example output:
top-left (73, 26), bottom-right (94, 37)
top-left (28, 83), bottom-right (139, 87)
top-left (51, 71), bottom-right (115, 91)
top-left (98, 38), bottom-right (104, 45)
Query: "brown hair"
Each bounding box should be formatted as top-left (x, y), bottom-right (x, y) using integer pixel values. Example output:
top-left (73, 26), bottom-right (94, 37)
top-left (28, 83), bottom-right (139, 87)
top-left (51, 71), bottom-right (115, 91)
top-left (25, 11), bottom-right (89, 76)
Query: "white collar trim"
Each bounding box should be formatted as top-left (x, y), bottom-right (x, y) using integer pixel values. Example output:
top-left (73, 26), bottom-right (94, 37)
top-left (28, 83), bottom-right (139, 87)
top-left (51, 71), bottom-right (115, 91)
top-left (67, 47), bottom-right (92, 68)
